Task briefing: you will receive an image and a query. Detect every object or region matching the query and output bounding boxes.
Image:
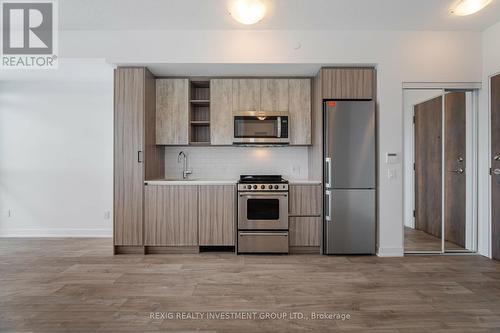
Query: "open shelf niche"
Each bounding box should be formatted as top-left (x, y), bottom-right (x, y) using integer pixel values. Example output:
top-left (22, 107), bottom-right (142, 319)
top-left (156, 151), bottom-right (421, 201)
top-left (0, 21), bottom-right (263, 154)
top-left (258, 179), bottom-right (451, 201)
top-left (189, 80), bottom-right (211, 145)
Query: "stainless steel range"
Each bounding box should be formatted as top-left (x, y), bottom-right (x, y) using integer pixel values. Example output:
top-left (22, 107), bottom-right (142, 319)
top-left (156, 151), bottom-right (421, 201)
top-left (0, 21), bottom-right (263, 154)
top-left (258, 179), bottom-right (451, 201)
top-left (237, 175), bottom-right (289, 254)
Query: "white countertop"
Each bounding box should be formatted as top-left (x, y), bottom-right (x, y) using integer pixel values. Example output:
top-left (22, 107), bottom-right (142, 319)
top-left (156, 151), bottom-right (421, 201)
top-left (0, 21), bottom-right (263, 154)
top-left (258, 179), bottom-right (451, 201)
top-left (288, 180), bottom-right (322, 185)
top-left (145, 179), bottom-right (321, 185)
top-left (145, 179), bottom-right (237, 185)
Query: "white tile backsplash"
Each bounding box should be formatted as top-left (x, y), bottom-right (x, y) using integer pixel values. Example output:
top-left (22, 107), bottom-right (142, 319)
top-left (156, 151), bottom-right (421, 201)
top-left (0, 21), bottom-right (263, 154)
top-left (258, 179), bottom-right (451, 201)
top-left (164, 146), bottom-right (309, 180)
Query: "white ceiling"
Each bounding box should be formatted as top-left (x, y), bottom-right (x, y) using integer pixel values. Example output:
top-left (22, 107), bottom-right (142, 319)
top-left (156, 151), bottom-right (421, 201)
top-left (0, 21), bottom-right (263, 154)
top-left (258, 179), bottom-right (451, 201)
top-left (60, 0), bottom-right (500, 31)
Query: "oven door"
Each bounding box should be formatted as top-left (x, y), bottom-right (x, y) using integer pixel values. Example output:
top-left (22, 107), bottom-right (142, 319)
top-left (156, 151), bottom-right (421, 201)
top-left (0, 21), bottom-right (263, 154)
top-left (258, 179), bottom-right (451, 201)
top-left (238, 192), bottom-right (288, 230)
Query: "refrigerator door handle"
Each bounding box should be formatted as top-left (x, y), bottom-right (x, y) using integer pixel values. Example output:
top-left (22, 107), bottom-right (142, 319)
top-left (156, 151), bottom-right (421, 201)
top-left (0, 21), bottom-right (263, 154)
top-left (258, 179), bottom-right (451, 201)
top-left (325, 190), bottom-right (332, 222)
top-left (325, 157), bottom-right (332, 188)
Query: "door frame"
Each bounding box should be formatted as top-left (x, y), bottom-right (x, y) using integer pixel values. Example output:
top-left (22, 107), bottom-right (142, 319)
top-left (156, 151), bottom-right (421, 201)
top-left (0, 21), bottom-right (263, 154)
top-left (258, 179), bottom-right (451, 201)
top-left (487, 72), bottom-right (500, 259)
top-left (402, 82), bottom-right (481, 254)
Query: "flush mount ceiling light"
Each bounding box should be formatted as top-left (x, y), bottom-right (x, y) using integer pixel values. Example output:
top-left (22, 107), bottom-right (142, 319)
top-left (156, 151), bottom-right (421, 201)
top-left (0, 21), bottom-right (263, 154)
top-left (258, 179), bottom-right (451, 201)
top-left (230, 0), bottom-right (266, 25)
top-left (450, 0), bottom-right (493, 16)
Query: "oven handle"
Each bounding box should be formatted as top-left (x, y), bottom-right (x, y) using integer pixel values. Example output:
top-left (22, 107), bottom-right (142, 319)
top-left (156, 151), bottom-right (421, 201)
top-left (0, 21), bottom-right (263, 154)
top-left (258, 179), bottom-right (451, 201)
top-left (239, 232), bottom-right (288, 236)
top-left (238, 192), bottom-right (288, 198)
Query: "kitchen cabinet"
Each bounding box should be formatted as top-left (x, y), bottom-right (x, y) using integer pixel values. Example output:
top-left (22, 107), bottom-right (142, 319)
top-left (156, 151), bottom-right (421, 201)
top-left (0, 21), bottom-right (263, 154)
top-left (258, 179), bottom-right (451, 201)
top-left (260, 79), bottom-right (289, 112)
top-left (114, 67), bottom-right (164, 249)
top-left (289, 79), bottom-right (312, 145)
top-left (290, 217), bottom-right (321, 246)
top-left (289, 184), bottom-right (322, 216)
top-left (156, 78), bottom-right (189, 145)
top-left (289, 184), bottom-right (321, 252)
top-left (198, 185), bottom-right (236, 246)
top-left (144, 185), bottom-right (198, 246)
top-left (232, 79), bottom-right (260, 111)
top-left (322, 68), bottom-right (375, 100)
top-left (210, 79), bottom-right (233, 145)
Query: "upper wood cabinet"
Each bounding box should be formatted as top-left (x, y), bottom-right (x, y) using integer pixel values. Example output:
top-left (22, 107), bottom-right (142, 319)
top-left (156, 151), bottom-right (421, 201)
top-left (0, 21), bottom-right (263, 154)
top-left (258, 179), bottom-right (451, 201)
top-left (322, 68), bottom-right (375, 100)
top-left (156, 78), bottom-right (189, 145)
top-left (210, 79), bottom-right (233, 145)
top-left (289, 184), bottom-right (322, 216)
top-left (232, 79), bottom-right (260, 111)
top-left (198, 185), bottom-right (236, 246)
top-left (260, 79), bottom-right (289, 112)
top-left (144, 185), bottom-right (198, 246)
top-left (289, 79), bottom-right (312, 145)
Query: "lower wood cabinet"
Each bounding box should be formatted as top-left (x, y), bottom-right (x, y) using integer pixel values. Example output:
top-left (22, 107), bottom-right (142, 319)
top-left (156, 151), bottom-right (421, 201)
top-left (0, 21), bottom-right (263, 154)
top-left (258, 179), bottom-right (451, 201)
top-left (198, 185), bottom-right (236, 246)
top-left (144, 185), bottom-right (198, 246)
top-left (289, 217), bottom-right (321, 246)
top-left (289, 184), bottom-right (322, 216)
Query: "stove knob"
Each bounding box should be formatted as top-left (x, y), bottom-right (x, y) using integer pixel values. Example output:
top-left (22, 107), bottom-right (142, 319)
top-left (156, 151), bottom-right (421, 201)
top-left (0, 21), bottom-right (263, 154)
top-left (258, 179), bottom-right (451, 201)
top-left (261, 185), bottom-right (265, 189)
top-left (247, 185), bottom-right (252, 189)
top-left (268, 185), bottom-right (273, 189)
top-left (274, 185), bottom-right (279, 189)
top-left (253, 185), bottom-right (257, 189)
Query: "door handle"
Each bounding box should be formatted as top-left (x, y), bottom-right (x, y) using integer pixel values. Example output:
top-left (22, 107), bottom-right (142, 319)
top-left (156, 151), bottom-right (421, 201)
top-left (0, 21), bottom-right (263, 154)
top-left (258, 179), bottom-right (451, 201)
top-left (325, 190), bottom-right (332, 222)
top-left (450, 168), bottom-right (464, 174)
top-left (493, 168), bottom-right (500, 175)
top-left (137, 151), bottom-right (143, 163)
top-left (494, 154), bottom-right (500, 161)
top-left (325, 157), bottom-right (332, 188)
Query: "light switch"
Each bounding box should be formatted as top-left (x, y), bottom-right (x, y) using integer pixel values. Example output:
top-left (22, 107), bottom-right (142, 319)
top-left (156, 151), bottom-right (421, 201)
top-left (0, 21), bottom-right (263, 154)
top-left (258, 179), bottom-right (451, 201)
top-left (386, 153), bottom-right (400, 164)
top-left (387, 168), bottom-right (397, 180)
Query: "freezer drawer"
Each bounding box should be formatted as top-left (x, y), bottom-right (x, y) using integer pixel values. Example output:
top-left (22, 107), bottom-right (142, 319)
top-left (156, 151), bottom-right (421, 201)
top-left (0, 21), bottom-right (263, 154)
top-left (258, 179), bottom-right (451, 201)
top-left (238, 231), bottom-right (289, 254)
top-left (324, 189), bottom-right (375, 254)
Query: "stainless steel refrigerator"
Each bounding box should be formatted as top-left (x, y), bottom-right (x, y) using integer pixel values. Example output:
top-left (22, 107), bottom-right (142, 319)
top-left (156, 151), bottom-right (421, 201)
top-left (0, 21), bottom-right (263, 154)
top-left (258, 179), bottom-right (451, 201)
top-left (323, 100), bottom-right (376, 254)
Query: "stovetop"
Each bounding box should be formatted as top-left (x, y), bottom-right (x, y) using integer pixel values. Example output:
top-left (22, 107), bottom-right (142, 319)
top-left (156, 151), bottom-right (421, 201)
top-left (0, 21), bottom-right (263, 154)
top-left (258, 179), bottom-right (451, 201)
top-left (238, 175), bottom-right (288, 184)
top-left (238, 175), bottom-right (289, 192)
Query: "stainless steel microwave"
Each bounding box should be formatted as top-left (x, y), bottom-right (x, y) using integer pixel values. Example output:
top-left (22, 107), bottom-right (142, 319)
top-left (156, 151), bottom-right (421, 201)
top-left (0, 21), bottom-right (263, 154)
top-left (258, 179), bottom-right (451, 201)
top-left (233, 111), bottom-right (289, 144)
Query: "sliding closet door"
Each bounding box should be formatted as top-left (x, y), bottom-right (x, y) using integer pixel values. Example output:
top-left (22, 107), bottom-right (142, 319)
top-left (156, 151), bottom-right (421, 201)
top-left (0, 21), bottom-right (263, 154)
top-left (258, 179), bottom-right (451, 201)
top-left (411, 93), bottom-right (443, 252)
top-left (492, 74), bottom-right (500, 260)
top-left (444, 92), bottom-right (466, 249)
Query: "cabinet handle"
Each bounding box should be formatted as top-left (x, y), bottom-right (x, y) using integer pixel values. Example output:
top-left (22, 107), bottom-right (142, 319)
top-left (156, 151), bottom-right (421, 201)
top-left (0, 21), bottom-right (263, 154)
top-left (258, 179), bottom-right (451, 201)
top-left (137, 151), bottom-right (143, 163)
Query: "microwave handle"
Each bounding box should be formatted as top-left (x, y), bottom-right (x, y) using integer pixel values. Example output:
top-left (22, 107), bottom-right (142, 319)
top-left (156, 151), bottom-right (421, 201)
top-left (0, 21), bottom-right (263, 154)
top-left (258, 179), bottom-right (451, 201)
top-left (277, 117), bottom-right (281, 138)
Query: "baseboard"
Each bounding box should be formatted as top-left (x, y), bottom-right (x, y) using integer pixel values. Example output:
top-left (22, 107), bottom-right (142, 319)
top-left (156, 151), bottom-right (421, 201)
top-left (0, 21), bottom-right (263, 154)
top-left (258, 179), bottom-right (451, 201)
top-left (0, 228), bottom-right (112, 237)
top-left (377, 247), bottom-right (404, 257)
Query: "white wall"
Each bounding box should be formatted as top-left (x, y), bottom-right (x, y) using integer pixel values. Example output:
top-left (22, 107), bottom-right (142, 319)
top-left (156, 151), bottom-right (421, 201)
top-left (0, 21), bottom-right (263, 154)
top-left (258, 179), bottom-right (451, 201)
top-left (164, 146), bottom-right (308, 180)
top-left (0, 59), bottom-right (114, 237)
top-left (1, 29), bottom-right (485, 256)
top-left (478, 20), bottom-right (500, 257)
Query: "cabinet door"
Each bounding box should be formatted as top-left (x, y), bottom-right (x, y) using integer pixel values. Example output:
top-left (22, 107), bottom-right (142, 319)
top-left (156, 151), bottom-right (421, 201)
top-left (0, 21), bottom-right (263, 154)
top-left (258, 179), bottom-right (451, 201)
top-left (290, 217), bottom-right (321, 246)
top-left (289, 79), bottom-right (311, 145)
top-left (114, 68), bottom-right (144, 246)
top-left (322, 68), bottom-right (374, 100)
top-left (210, 79), bottom-right (233, 145)
top-left (260, 79), bottom-right (289, 112)
top-left (144, 185), bottom-right (198, 246)
top-left (289, 184), bottom-right (322, 216)
top-left (232, 79), bottom-right (260, 111)
top-left (156, 79), bottom-right (189, 145)
top-left (198, 185), bottom-right (236, 246)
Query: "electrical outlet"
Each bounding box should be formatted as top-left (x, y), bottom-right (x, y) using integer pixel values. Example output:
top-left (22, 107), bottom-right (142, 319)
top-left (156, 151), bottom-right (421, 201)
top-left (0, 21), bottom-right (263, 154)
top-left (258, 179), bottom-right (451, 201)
top-left (104, 211), bottom-right (111, 220)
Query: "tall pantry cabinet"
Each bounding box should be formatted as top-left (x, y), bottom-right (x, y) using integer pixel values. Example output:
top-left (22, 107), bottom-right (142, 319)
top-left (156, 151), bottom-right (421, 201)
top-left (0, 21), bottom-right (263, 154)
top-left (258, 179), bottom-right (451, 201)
top-left (114, 67), bottom-right (164, 253)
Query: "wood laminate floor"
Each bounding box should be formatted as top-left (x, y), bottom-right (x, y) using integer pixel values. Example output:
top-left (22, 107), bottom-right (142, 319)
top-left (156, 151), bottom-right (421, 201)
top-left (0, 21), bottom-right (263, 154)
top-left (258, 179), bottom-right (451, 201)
top-left (1, 238), bottom-right (500, 332)
top-left (404, 227), bottom-right (465, 252)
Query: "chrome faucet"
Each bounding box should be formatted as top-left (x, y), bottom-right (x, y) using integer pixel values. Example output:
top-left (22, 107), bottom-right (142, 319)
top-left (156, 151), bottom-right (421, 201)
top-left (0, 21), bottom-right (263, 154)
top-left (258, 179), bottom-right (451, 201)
top-left (177, 151), bottom-right (192, 179)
